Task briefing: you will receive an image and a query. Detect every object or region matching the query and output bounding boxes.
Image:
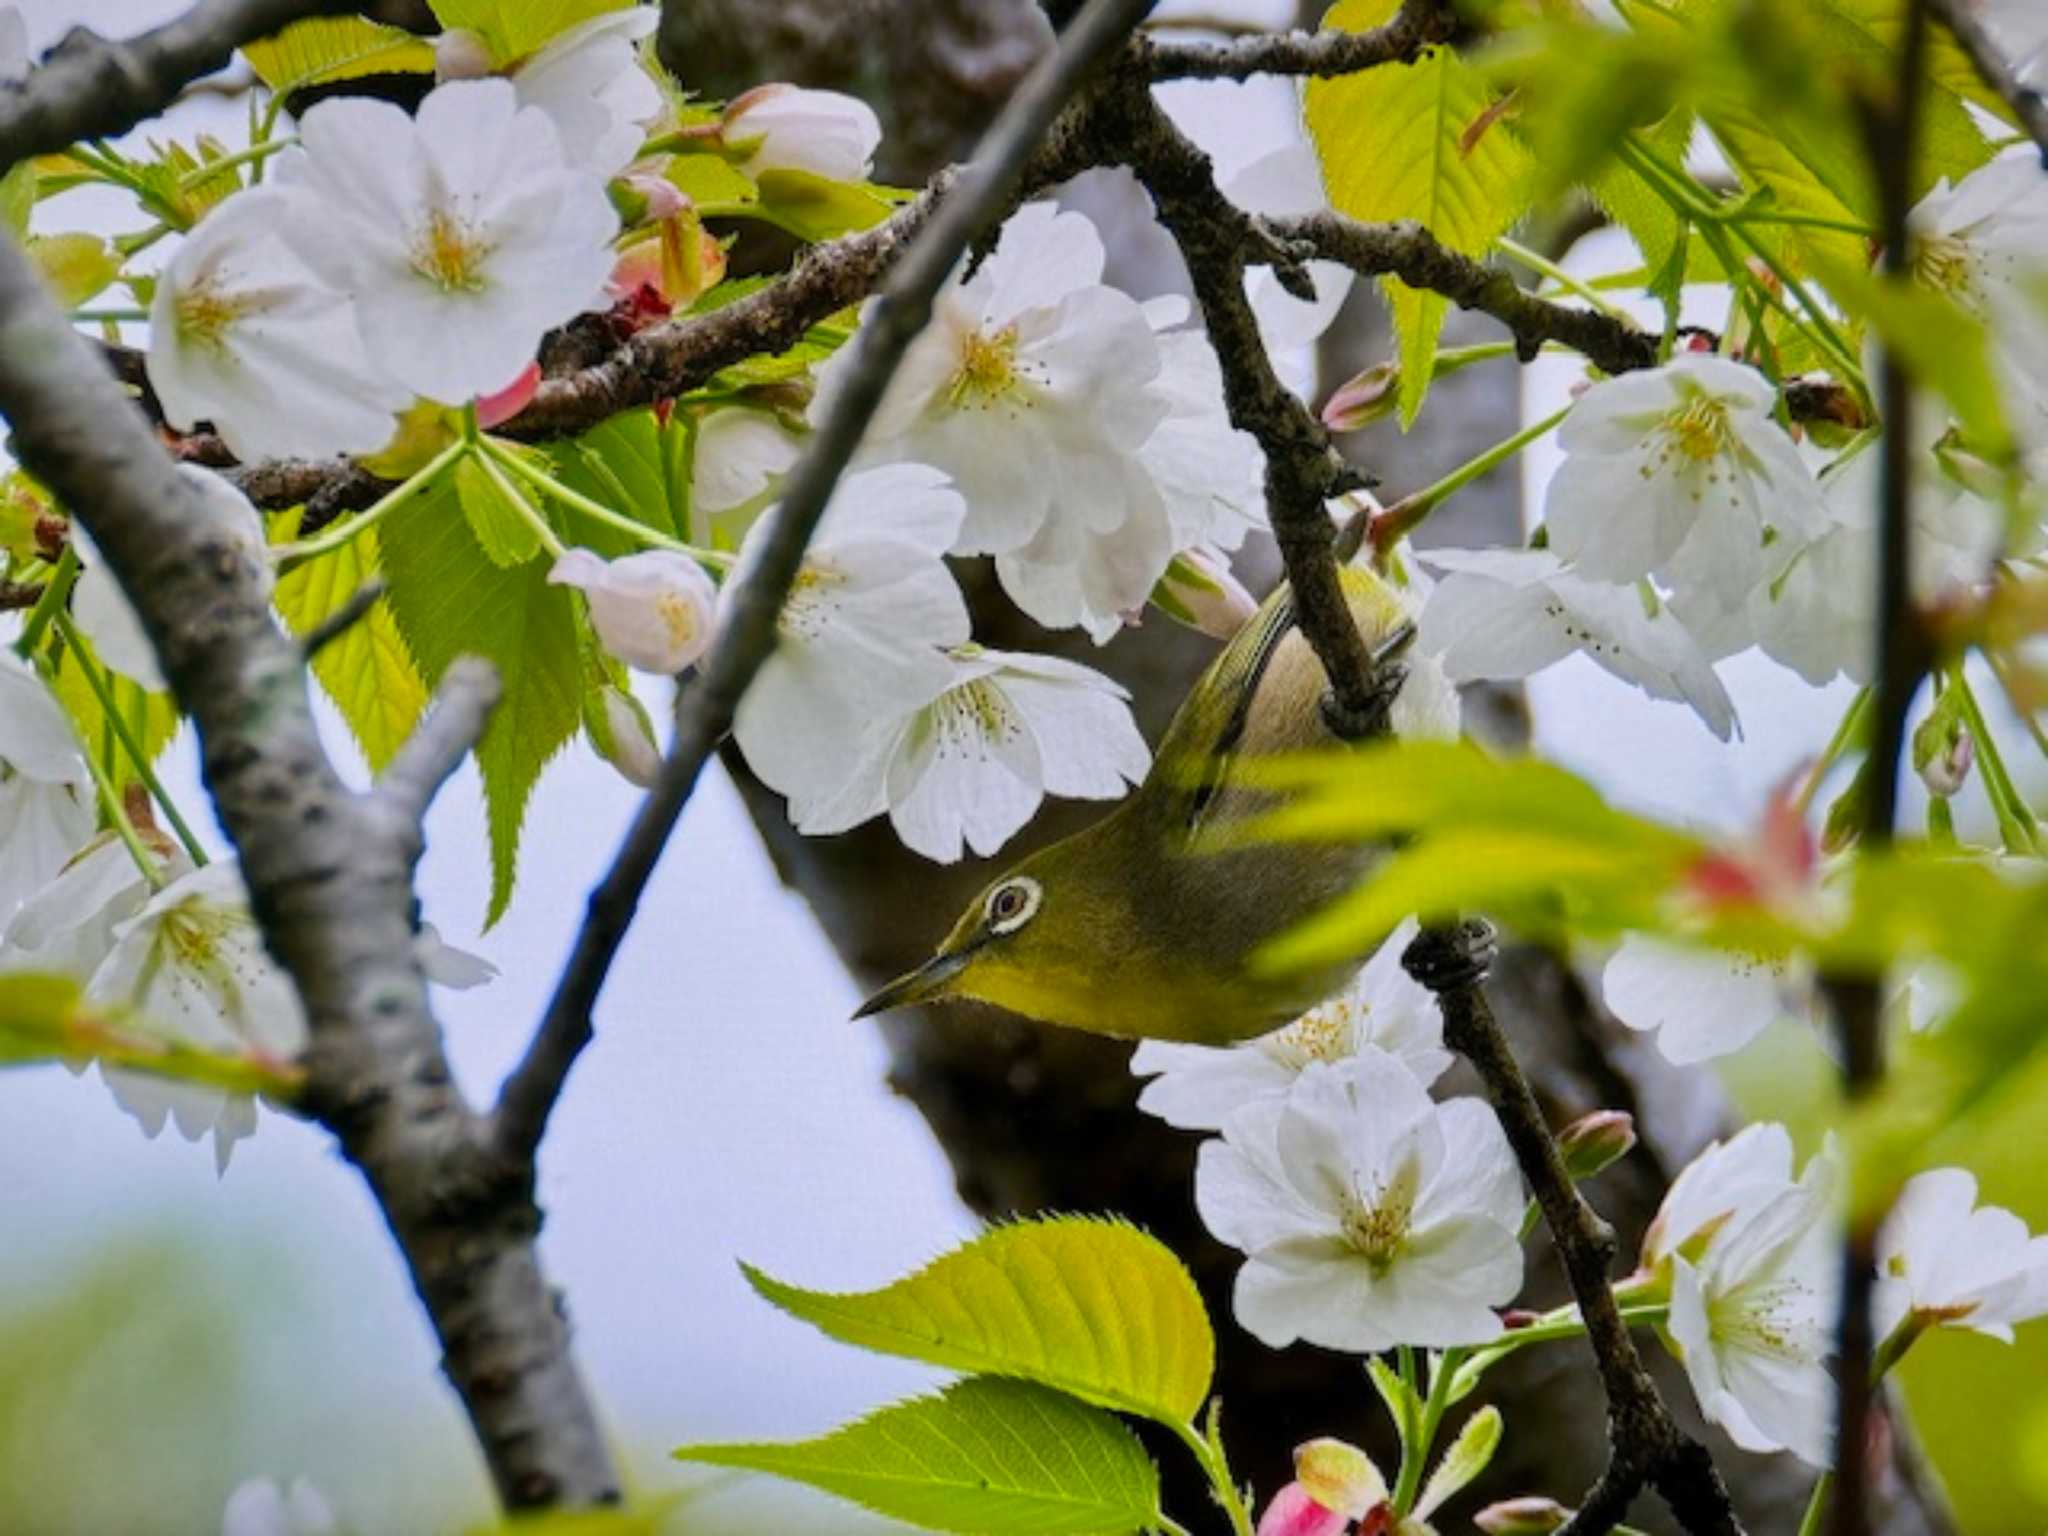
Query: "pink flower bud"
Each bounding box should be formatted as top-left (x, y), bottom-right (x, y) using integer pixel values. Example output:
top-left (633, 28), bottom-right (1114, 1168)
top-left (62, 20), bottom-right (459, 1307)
top-left (1474, 1496), bottom-right (1572, 1533)
top-left (432, 28), bottom-right (492, 82)
top-left (613, 171), bottom-right (688, 227)
top-left (548, 548), bottom-right (717, 674)
top-left (474, 361), bottom-right (540, 430)
top-left (1321, 362), bottom-right (1399, 432)
top-left (1155, 545), bottom-right (1258, 639)
top-left (1558, 1109), bottom-right (1636, 1181)
top-left (1294, 1437), bottom-right (1389, 1520)
top-left (1255, 1484), bottom-right (1349, 1536)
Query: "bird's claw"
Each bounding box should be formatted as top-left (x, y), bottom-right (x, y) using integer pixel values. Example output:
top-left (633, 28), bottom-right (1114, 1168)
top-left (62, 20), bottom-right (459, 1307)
top-left (1319, 662), bottom-right (1408, 741)
top-left (1401, 918), bottom-right (1498, 995)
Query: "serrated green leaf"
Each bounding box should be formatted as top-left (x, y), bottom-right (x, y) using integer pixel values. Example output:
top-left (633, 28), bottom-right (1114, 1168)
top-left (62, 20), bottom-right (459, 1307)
top-left (1585, 109), bottom-right (1699, 279)
top-left (1822, 0), bottom-right (2017, 128)
top-left (744, 1216), bottom-right (1213, 1427)
top-left (1307, 0), bottom-right (1532, 425)
top-left (454, 453), bottom-right (544, 567)
top-left (42, 628), bottom-right (181, 790)
top-left (270, 513), bottom-right (427, 774)
top-left (29, 233), bottom-right (119, 308)
top-left (1415, 1405), bottom-right (1502, 1521)
top-left (242, 16), bottom-right (435, 94)
top-left (543, 409), bottom-right (685, 559)
top-left (427, 0), bottom-right (634, 64)
top-left (382, 474), bottom-right (581, 925)
top-left (675, 1377), bottom-right (1161, 1536)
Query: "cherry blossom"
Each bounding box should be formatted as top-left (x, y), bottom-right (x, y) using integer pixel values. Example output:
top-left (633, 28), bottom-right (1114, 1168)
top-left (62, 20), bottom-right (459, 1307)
top-left (0, 646), bottom-right (93, 923)
top-left (548, 548), bottom-right (717, 674)
top-left (499, 9), bottom-right (661, 178)
top-left (1223, 142), bottom-right (1354, 367)
top-left (692, 407), bottom-right (803, 521)
top-left (724, 85), bottom-right (884, 183)
top-left (1875, 1167), bottom-right (2048, 1343)
top-left (1603, 934), bottom-right (1808, 1065)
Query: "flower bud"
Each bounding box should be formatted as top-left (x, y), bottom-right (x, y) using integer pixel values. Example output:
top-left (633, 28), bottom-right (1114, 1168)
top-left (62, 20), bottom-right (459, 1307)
top-left (474, 361), bottom-right (540, 430)
top-left (1321, 362), bottom-right (1399, 432)
top-left (610, 171), bottom-right (688, 228)
top-left (1153, 545), bottom-right (1258, 640)
top-left (432, 27), bottom-right (492, 82)
top-left (1912, 707), bottom-right (1973, 798)
top-left (548, 548), bottom-right (717, 674)
top-left (586, 684), bottom-right (663, 788)
top-left (723, 84), bottom-right (882, 182)
top-left (1474, 1496), bottom-right (1572, 1534)
top-left (1558, 1109), bottom-right (1636, 1181)
top-left (1294, 1437), bottom-right (1389, 1519)
top-left (1255, 1484), bottom-right (1348, 1536)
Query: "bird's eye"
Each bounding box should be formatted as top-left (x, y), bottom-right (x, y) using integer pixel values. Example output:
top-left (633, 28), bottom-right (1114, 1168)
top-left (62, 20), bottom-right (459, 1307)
top-left (985, 876), bottom-right (1042, 935)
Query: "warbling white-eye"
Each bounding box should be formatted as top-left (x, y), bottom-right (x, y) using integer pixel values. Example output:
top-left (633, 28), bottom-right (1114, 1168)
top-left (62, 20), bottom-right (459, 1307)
top-left (854, 563), bottom-right (1451, 1042)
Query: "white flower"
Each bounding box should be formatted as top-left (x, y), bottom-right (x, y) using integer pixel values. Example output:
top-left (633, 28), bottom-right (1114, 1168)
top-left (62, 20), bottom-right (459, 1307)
top-left (502, 9), bottom-right (662, 177)
top-left (1910, 153), bottom-right (2048, 414)
top-left (221, 1477), bottom-right (340, 1536)
top-left (729, 463), bottom-right (970, 817)
top-left (1643, 1121), bottom-right (1801, 1272)
top-left (274, 78), bottom-right (618, 405)
top-left (692, 407), bottom-right (803, 520)
top-left (85, 859), bottom-right (308, 1173)
top-left (1154, 544), bottom-right (1258, 640)
top-left (1133, 920), bottom-right (1451, 1131)
top-left (796, 644), bottom-right (1149, 861)
top-left (1543, 356), bottom-right (1825, 611)
top-left (145, 188), bottom-right (408, 462)
top-left (588, 683), bottom-right (663, 787)
top-left (814, 202), bottom-right (1177, 640)
top-left (0, 646), bottom-right (92, 923)
top-left (1665, 1144), bottom-right (1839, 1468)
top-left (2, 833), bottom-right (189, 980)
top-left (548, 547), bottom-right (717, 674)
top-left (1196, 1051), bottom-right (1524, 1353)
top-left (1875, 1167), bottom-right (2048, 1343)
top-left (1139, 328), bottom-right (1268, 554)
top-left (1223, 142), bottom-right (1354, 360)
top-left (1418, 546), bottom-right (1737, 740)
top-left (1602, 934), bottom-right (1809, 1065)
top-left (724, 84), bottom-right (883, 183)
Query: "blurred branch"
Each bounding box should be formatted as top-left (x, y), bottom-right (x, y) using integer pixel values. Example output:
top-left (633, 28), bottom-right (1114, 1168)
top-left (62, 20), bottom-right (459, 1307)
top-left (496, 0), bottom-right (1161, 1163)
top-left (1141, 0), bottom-right (1452, 79)
top-left (0, 0), bottom-right (356, 170)
top-left (1929, 0), bottom-right (2048, 161)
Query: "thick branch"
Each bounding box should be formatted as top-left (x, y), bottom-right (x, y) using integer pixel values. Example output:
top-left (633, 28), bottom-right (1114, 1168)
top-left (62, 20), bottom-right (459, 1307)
top-left (0, 228), bottom-right (617, 1511)
top-left (1405, 924), bottom-right (1744, 1536)
top-left (1142, 0), bottom-right (1452, 79)
top-left (492, 0), bottom-right (1162, 1163)
top-left (0, 0), bottom-right (356, 169)
top-left (1929, 0), bottom-right (2048, 163)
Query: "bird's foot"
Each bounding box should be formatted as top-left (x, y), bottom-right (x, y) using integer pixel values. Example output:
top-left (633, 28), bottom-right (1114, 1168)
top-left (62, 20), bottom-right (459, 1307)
top-left (1319, 662), bottom-right (1408, 741)
top-left (1402, 918), bottom-right (1497, 995)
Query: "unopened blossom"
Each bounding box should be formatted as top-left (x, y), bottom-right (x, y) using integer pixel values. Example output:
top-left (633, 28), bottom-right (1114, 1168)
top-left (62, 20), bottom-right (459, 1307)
top-left (797, 645), bottom-right (1149, 863)
top-left (1604, 934), bottom-right (1808, 1064)
top-left (275, 78), bottom-right (617, 405)
top-left (1196, 1051), bottom-right (1524, 1353)
top-left (1256, 1439), bottom-right (1389, 1536)
top-left (1223, 142), bottom-right (1355, 365)
top-left (1474, 1497), bottom-right (1572, 1534)
top-left (729, 463), bottom-right (970, 819)
top-left (724, 84), bottom-right (882, 183)
top-left (1642, 1121), bottom-right (1802, 1272)
top-left (1418, 546), bottom-right (1737, 739)
top-left (1133, 919), bottom-right (1450, 1132)
top-left (499, 9), bottom-right (661, 177)
top-left (0, 646), bottom-right (93, 922)
top-left (221, 1477), bottom-right (340, 1536)
top-left (1543, 355), bottom-right (1825, 610)
top-left (1557, 1109), bottom-right (1637, 1181)
top-left (1255, 1483), bottom-right (1347, 1536)
top-left (1665, 1143), bottom-right (1839, 1467)
top-left (86, 859), bottom-right (309, 1172)
top-left (146, 188), bottom-right (409, 462)
top-left (814, 203), bottom-right (1187, 639)
top-left (548, 548), bottom-right (717, 674)
top-left (586, 684), bottom-right (662, 788)
top-left (1322, 361), bottom-right (1400, 432)
top-left (1152, 545), bottom-right (1258, 640)
top-left (1875, 1167), bottom-right (2048, 1343)
top-left (692, 407), bottom-right (803, 521)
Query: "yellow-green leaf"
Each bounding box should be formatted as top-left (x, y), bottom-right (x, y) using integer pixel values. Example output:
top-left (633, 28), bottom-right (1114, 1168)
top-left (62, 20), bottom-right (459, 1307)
top-left (1307, 0), bottom-right (1533, 425)
top-left (675, 1378), bottom-right (1162, 1536)
top-left (744, 1216), bottom-right (1213, 1427)
top-left (271, 514), bottom-right (428, 775)
top-left (30, 233), bottom-right (119, 307)
top-left (427, 0), bottom-right (634, 64)
top-left (242, 16), bottom-right (435, 95)
top-left (455, 453), bottom-right (545, 568)
top-left (750, 168), bottom-right (894, 242)
top-left (42, 628), bottom-right (181, 790)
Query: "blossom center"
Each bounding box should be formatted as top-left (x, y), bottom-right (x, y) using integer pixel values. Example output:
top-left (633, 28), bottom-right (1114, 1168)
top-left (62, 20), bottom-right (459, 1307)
top-left (948, 325), bottom-right (1022, 405)
top-left (1337, 1158), bottom-right (1420, 1274)
top-left (411, 207), bottom-right (492, 294)
top-left (1263, 999), bottom-right (1358, 1069)
top-left (1912, 233), bottom-right (1970, 297)
top-left (1711, 1278), bottom-right (1816, 1362)
top-left (780, 563), bottom-right (846, 640)
top-left (931, 679), bottom-right (1023, 756)
top-left (654, 591), bottom-right (703, 653)
top-left (1661, 395), bottom-right (1734, 464)
top-left (174, 278), bottom-right (257, 354)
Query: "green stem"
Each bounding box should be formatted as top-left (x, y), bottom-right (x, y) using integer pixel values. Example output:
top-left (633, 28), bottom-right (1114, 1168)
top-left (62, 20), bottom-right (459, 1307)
top-left (32, 652), bottom-right (164, 890)
top-left (1984, 648), bottom-right (2048, 762)
top-left (270, 437), bottom-right (469, 570)
top-left (1391, 1349), bottom-right (1463, 1514)
top-left (13, 546), bottom-right (79, 657)
top-left (477, 435), bottom-right (733, 567)
top-left (179, 135), bottom-right (295, 188)
top-left (1950, 664), bottom-right (2039, 851)
top-left (1799, 1315), bottom-right (1923, 1536)
top-left (469, 446), bottom-right (568, 560)
top-left (1498, 236), bottom-right (1631, 321)
top-left (1172, 1417), bottom-right (1256, 1536)
top-left (1372, 404), bottom-right (1572, 555)
top-left (1797, 1472), bottom-right (1833, 1536)
top-left (1795, 685), bottom-right (1874, 814)
top-left (1156, 1517), bottom-right (1196, 1536)
top-left (70, 306), bottom-right (149, 323)
top-left (51, 608), bottom-right (208, 866)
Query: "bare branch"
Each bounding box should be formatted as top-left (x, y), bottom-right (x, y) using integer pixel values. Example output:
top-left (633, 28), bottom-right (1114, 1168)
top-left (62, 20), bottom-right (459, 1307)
top-left (1405, 924), bottom-right (1744, 1536)
top-left (1928, 0), bottom-right (2048, 164)
top-left (298, 576), bottom-right (386, 659)
top-left (491, 0), bottom-right (1164, 1163)
top-left (1142, 0), bottom-right (1452, 80)
top-left (0, 228), bottom-right (618, 1512)
top-left (0, 0), bottom-right (357, 169)
top-left (378, 656), bottom-right (500, 829)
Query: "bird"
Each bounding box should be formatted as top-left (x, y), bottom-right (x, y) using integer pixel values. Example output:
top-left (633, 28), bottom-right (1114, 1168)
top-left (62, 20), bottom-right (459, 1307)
top-left (853, 561), bottom-right (1454, 1043)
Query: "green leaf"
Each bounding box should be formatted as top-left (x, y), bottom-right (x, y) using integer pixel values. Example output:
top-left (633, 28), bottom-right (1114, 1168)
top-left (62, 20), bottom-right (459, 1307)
top-left (674, 1377), bottom-right (1162, 1536)
top-left (455, 453), bottom-right (545, 567)
top-left (427, 0), bottom-right (634, 64)
top-left (744, 1216), bottom-right (1214, 1427)
top-left (1306, 0), bottom-right (1532, 424)
top-left (0, 160), bottom-right (36, 237)
top-left (667, 152), bottom-right (759, 211)
top-left (1415, 1405), bottom-right (1502, 1521)
top-left (382, 474), bottom-right (581, 925)
top-left (750, 168), bottom-right (895, 242)
top-left (543, 409), bottom-right (686, 559)
top-left (242, 16), bottom-right (435, 94)
top-left (1820, 264), bottom-right (2010, 456)
top-left (42, 628), bottom-right (181, 790)
top-left (270, 513), bottom-right (428, 775)
top-left (29, 233), bottom-right (120, 308)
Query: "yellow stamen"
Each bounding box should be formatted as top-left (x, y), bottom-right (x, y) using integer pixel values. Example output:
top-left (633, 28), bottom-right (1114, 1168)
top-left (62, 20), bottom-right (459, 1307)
top-left (411, 208), bottom-right (490, 294)
top-left (948, 325), bottom-right (1021, 406)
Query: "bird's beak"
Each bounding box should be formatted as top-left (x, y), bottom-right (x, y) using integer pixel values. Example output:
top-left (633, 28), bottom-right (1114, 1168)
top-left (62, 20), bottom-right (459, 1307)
top-left (852, 950), bottom-right (970, 1019)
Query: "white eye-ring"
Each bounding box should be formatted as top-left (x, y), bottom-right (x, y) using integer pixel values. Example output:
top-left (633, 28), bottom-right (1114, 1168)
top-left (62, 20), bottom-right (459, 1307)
top-left (984, 876), bottom-right (1042, 935)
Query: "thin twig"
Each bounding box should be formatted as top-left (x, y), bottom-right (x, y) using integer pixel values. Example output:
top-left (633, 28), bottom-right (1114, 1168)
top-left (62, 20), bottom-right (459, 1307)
top-left (1142, 0), bottom-right (1452, 79)
top-left (0, 0), bottom-right (356, 169)
top-left (490, 0), bottom-right (1162, 1163)
top-left (298, 577), bottom-right (386, 659)
top-left (376, 656), bottom-right (499, 830)
top-left (1927, 0), bottom-right (2048, 163)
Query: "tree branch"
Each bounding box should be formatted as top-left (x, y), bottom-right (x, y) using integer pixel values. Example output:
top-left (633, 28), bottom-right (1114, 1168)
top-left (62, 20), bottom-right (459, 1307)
top-left (1141, 0), bottom-right (1453, 80)
top-left (1405, 924), bottom-right (1744, 1536)
top-left (0, 226), bottom-right (618, 1513)
top-left (0, 0), bottom-right (357, 170)
top-left (378, 657), bottom-right (500, 828)
top-left (492, 0), bottom-right (1162, 1164)
top-left (1928, 0), bottom-right (2048, 163)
